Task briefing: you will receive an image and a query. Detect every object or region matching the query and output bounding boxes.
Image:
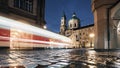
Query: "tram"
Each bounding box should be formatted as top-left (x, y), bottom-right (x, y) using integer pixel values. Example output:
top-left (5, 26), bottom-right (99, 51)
top-left (0, 16), bottom-right (71, 49)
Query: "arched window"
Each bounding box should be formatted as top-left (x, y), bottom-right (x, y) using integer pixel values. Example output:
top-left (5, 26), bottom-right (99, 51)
top-left (76, 35), bottom-right (79, 41)
top-left (70, 24), bottom-right (72, 28)
top-left (74, 23), bottom-right (76, 27)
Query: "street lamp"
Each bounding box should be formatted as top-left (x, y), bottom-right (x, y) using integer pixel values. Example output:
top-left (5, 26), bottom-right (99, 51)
top-left (89, 33), bottom-right (95, 48)
top-left (43, 25), bottom-right (47, 29)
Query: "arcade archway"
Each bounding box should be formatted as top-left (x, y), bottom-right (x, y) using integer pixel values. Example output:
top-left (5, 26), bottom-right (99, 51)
top-left (110, 3), bottom-right (120, 49)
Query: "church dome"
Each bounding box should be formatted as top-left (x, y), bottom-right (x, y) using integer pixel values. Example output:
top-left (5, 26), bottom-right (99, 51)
top-left (68, 13), bottom-right (80, 29)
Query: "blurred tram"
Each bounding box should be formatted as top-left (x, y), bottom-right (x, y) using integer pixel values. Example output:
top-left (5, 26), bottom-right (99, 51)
top-left (0, 16), bottom-right (71, 49)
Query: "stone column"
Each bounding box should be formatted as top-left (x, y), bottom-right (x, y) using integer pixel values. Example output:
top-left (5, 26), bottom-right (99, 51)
top-left (91, 0), bottom-right (118, 49)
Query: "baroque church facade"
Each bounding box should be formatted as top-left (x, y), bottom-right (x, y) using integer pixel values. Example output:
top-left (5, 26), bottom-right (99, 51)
top-left (60, 13), bottom-right (94, 48)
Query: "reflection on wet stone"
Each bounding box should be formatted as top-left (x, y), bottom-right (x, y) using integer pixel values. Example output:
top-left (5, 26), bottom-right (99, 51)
top-left (0, 66), bottom-right (25, 68)
top-left (0, 49), bottom-right (120, 68)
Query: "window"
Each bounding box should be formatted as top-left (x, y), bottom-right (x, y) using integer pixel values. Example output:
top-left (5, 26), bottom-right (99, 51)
top-left (65, 32), bottom-right (70, 36)
top-left (74, 23), bottom-right (76, 27)
top-left (0, 0), bottom-right (2, 4)
top-left (83, 32), bottom-right (85, 35)
top-left (79, 33), bottom-right (81, 35)
top-left (76, 35), bottom-right (79, 41)
top-left (70, 24), bottom-right (72, 28)
top-left (0, 0), bottom-right (2, 2)
top-left (62, 22), bottom-right (64, 25)
top-left (14, 0), bottom-right (33, 13)
top-left (67, 32), bottom-right (69, 34)
top-left (86, 33), bottom-right (88, 36)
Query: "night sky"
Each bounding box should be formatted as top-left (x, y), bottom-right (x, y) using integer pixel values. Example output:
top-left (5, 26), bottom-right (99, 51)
top-left (45, 0), bottom-right (94, 33)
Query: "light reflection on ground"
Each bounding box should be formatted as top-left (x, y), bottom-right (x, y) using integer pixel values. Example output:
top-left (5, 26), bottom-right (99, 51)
top-left (0, 48), bottom-right (119, 68)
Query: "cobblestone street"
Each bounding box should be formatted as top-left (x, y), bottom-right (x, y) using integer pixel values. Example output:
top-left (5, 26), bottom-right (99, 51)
top-left (0, 49), bottom-right (120, 68)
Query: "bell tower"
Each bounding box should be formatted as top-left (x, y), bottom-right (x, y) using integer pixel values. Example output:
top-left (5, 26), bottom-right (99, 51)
top-left (60, 12), bottom-right (66, 35)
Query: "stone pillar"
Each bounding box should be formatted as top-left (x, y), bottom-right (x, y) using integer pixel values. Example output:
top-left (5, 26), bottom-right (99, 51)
top-left (91, 0), bottom-right (118, 49)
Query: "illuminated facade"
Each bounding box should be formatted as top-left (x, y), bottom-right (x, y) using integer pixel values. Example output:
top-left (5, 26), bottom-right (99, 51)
top-left (60, 13), bottom-right (94, 48)
top-left (92, 0), bottom-right (120, 49)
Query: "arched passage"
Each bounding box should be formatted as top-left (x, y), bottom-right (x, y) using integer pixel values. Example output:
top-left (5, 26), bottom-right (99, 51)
top-left (110, 2), bottom-right (120, 49)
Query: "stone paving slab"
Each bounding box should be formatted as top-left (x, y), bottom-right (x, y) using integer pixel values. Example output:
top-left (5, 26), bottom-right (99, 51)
top-left (24, 62), bottom-right (38, 68)
top-left (59, 59), bottom-right (69, 62)
top-left (47, 60), bottom-right (58, 64)
top-left (37, 61), bottom-right (51, 66)
top-left (47, 64), bottom-right (64, 68)
top-left (56, 62), bottom-right (70, 67)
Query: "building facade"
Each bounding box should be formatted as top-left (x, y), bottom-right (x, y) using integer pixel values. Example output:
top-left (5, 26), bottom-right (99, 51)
top-left (92, 0), bottom-right (120, 49)
top-left (60, 13), bottom-right (94, 48)
top-left (0, 0), bottom-right (46, 27)
top-left (0, 0), bottom-right (46, 49)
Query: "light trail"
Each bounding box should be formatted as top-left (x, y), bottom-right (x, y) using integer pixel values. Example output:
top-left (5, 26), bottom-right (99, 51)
top-left (0, 36), bottom-right (69, 46)
top-left (0, 16), bottom-right (71, 43)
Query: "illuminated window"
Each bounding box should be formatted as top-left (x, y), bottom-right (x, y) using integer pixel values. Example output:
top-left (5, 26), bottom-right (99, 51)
top-left (14, 0), bottom-right (33, 13)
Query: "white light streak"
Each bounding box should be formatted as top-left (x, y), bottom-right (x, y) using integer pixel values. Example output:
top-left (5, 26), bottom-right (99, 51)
top-left (0, 16), bottom-right (71, 43)
top-left (0, 36), bottom-right (69, 46)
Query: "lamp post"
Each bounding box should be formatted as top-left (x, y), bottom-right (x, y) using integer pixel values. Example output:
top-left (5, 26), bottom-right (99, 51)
top-left (89, 33), bottom-right (95, 48)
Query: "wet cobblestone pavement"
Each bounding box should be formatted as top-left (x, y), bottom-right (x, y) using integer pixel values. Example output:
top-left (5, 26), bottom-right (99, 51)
top-left (0, 49), bottom-right (120, 68)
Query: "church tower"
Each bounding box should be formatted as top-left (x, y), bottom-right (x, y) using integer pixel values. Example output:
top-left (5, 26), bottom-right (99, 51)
top-left (60, 13), bottom-right (67, 35)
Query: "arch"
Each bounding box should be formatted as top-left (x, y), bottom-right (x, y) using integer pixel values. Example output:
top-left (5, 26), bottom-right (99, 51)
top-left (110, 2), bottom-right (120, 49)
top-left (111, 2), bottom-right (120, 19)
